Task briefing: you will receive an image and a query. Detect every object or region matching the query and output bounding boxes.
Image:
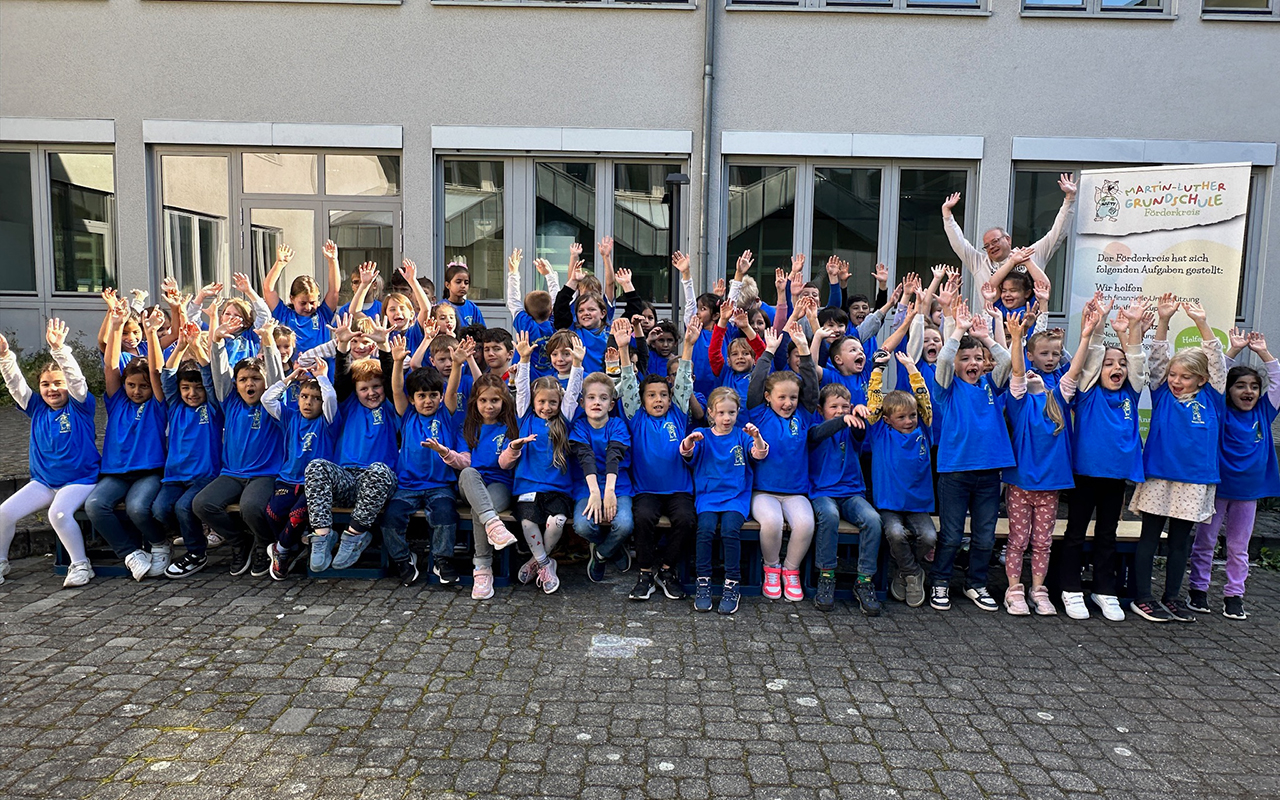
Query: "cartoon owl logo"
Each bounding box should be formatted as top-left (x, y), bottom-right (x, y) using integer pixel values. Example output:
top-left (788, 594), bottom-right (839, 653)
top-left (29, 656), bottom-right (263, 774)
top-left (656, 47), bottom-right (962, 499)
top-left (302, 432), bottom-right (317, 453)
top-left (663, 421), bottom-right (678, 442)
top-left (58, 411), bottom-right (71, 434)
top-left (372, 408), bottom-right (383, 425)
top-left (134, 404), bottom-right (146, 421)
top-left (1122, 398), bottom-right (1133, 420)
top-left (494, 433), bottom-right (507, 454)
top-left (985, 385), bottom-right (995, 406)
top-left (198, 406), bottom-right (209, 425)
top-left (789, 418), bottom-right (799, 436)
top-left (251, 407), bottom-right (262, 430)
top-left (732, 445), bottom-right (745, 466)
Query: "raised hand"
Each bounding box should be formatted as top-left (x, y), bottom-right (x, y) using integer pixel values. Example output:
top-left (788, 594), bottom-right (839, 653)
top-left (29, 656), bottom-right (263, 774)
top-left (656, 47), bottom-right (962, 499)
top-left (774, 267), bottom-right (788, 296)
top-left (980, 281), bottom-right (998, 304)
top-left (1059, 172), bottom-right (1078, 199)
top-left (611, 316), bottom-right (633, 343)
top-left (679, 431), bottom-right (703, 454)
top-left (825, 255), bottom-right (841, 284)
top-left (732, 303), bottom-right (751, 331)
top-left (873, 262), bottom-right (888, 288)
top-left (322, 239), bottom-right (338, 262)
top-left (871, 349), bottom-right (891, 370)
top-left (954, 302), bottom-right (974, 332)
top-left (400, 258), bottom-right (419, 284)
top-left (1034, 279), bottom-right (1052, 307)
top-left (358, 261), bottom-right (377, 287)
top-left (454, 336), bottom-right (476, 365)
top-left (1079, 307), bottom-right (1101, 339)
top-left (789, 256), bottom-right (806, 294)
top-left (46, 318), bottom-right (69, 350)
top-left (203, 298), bottom-right (221, 328)
top-left (762, 327), bottom-right (782, 353)
top-left (422, 438), bottom-right (449, 457)
top-left (390, 334), bottom-right (408, 365)
top-left (514, 331), bottom-right (534, 360)
top-left (604, 347), bottom-right (621, 373)
top-left (196, 282), bottom-right (224, 303)
top-left (970, 313), bottom-right (990, 340)
top-left (735, 250), bottom-right (754, 280)
top-left (932, 263), bottom-right (949, 280)
top-left (942, 192), bottom-right (961, 215)
top-left (843, 413), bottom-right (865, 431)
top-left (568, 242), bottom-right (583, 273)
top-left (507, 434), bottom-right (537, 452)
top-left (142, 306), bottom-right (165, 334)
top-left (718, 298), bottom-right (735, 327)
top-left (713, 278), bottom-right (726, 297)
top-left (745, 423), bottom-right (765, 445)
top-left (1110, 310), bottom-right (1130, 335)
top-left (1248, 332), bottom-right (1270, 357)
top-left (615, 268), bottom-right (634, 292)
top-left (597, 236), bottom-right (614, 260)
top-left (1228, 326), bottom-right (1249, 352)
top-left (1004, 311), bottom-right (1026, 339)
top-left (672, 251), bottom-right (691, 281)
top-left (1157, 292), bottom-right (1179, 321)
top-left (328, 312), bottom-right (356, 345)
top-left (534, 257), bottom-right (553, 277)
top-left (570, 336), bottom-right (587, 367)
top-left (100, 287), bottom-right (118, 308)
top-left (786, 321), bottom-right (809, 356)
top-left (232, 272), bottom-right (253, 294)
top-left (507, 248), bottom-right (523, 274)
top-left (276, 244), bottom-right (294, 266)
top-left (894, 351), bottom-right (919, 373)
top-left (683, 317), bottom-right (703, 347)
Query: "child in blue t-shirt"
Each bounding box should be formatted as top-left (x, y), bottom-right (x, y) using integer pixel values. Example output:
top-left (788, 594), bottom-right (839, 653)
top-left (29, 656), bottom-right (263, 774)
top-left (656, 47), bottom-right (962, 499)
top-left (1128, 296), bottom-right (1226, 624)
top-left (865, 351), bottom-right (935, 610)
top-left (443, 260), bottom-right (486, 328)
top-left (571, 370), bottom-right (635, 585)
top-left (552, 268), bottom-right (611, 375)
top-left (1188, 330), bottom-right (1278, 621)
top-left (508, 332), bottom-right (585, 595)
top-left (261, 359), bottom-right (338, 581)
top-left (150, 320), bottom-right (223, 579)
top-left (263, 242), bottom-right (340, 357)
top-left (0, 320), bottom-right (100, 588)
top-left (682, 387), bottom-right (770, 615)
top-left (929, 301), bottom-right (1014, 613)
top-left (85, 304), bottom-right (170, 582)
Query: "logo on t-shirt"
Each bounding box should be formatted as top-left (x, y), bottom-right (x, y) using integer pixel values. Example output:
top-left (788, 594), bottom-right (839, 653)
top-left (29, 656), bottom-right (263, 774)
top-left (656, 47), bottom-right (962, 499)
top-left (372, 408), bottom-right (383, 426)
top-left (1187, 399), bottom-right (1206, 426)
top-left (134, 404), bottom-right (146, 421)
top-left (663, 421), bottom-right (678, 442)
top-left (1122, 397), bottom-right (1133, 420)
top-left (789, 418), bottom-right (798, 436)
top-left (1254, 421), bottom-right (1264, 443)
top-left (732, 445), bottom-right (745, 467)
top-left (493, 433), bottom-right (507, 454)
top-left (198, 406), bottom-right (209, 425)
top-left (57, 410), bottom-right (71, 434)
top-left (302, 432), bottom-right (317, 453)
top-left (984, 385), bottom-right (995, 406)
top-left (251, 408), bottom-right (261, 430)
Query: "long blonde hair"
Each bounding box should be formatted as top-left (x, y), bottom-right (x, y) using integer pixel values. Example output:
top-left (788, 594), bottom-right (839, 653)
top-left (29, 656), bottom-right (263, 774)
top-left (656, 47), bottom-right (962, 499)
top-left (530, 376), bottom-right (570, 471)
top-left (1169, 348), bottom-right (1211, 400)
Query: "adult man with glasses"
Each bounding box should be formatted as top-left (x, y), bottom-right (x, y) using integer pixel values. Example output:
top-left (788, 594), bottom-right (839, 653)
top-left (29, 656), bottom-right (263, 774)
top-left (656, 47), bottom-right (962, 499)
top-left (941, 173), bottom-right (1078, 282)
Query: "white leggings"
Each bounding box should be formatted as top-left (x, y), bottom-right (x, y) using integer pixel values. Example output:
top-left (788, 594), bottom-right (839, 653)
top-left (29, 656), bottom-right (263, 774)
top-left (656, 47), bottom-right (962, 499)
top-left (0, 480), bottom-right (95, 564)
top-left (752, 492), bottom-right (815, 571)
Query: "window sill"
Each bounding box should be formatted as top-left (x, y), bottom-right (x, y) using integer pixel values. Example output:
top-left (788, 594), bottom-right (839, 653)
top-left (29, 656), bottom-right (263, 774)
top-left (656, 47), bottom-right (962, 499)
top-left (1020, 8), bottom-right (1175, 19)
top-left (1201, 11), bottom-right (1280, 20)
top-left (726, 4), bottom-right (990, 13)
top-left (431, 0), bottom-right (696, 8)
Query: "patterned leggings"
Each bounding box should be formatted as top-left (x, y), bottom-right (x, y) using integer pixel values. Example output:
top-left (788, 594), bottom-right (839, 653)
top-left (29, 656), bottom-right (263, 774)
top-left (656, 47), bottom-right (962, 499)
top-left (265, 482), bottom-right (309, 550)
top-left (303, 460), bottom-right (398, 534)
top-left (1006, 486), bottom-right (1057, 585)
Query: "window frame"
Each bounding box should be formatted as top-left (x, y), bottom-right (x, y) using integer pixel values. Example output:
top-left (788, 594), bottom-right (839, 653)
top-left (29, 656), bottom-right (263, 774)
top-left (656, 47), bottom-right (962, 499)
top-left (726, 0), bottom-right (989, 13)
top-left (1201, 0), bottom-right (1280, 18)
top-left (1008, 161), bottom-right (1269, 325)
top-left (44, 145), bottom-right (119, 298)
top-left (432, 0), bottom-right (695, 8)
top-left (0, 146), bottom-right (42, 298)
top-left (1020, 0), bottom-right (1175, 18)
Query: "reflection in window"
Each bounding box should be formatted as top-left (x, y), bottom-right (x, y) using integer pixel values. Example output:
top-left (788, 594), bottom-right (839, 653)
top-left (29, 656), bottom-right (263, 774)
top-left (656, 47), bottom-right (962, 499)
top-left (161, 155), bottom-right (229, 295)
top-left (325, 155), bottom-right (401, 197)
top-left (812, 167), bottom-right (881, 310)
top-left (0, 152), bottom-right (36, 292)
top-left (1011, 170), bottom-right (1070, 312)
top-left (49, 152), bottom-right (116, 294)
top-left (613, 163), bottom-right (678, 304)
top-left (896, 168), bottom-right (967, 291)
top-left (1203, 0), bottom-right (1271, 9)
top-left (329, 210), bottom-right (394, 305)
top-left (443, 161), bottom-right (505, 302)
top-left (243, 152), bottom-right (318, 195)
top-left (536, 162), bottom-right (596, 289)
top-left (726, 165), bottom-right (796, 306)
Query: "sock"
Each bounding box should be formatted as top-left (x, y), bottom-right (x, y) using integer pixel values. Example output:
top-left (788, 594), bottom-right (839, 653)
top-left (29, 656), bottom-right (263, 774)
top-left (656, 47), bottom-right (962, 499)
top-left (313, 527), bottom-right (331, 540)
top-left (521, 520), bottom-right (549, 563)
top-left (856, 574), bottom-right (872, 584)
top-left (821, 569), bottom-right (836, 579)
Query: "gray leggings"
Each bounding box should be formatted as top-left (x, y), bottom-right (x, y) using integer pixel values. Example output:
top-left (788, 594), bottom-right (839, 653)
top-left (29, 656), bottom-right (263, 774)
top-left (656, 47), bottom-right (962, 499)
top-left (881, 510), bottom-right (937, 575)
top-left (303, 460), bottom-right (397, 534)
top-left (457, 467), bottom-right (512, 569)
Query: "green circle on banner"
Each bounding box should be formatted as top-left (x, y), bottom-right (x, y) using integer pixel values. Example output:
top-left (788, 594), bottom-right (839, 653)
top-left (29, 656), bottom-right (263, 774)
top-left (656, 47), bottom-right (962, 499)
top-left (1174, 326), bottom-right (1227, 351)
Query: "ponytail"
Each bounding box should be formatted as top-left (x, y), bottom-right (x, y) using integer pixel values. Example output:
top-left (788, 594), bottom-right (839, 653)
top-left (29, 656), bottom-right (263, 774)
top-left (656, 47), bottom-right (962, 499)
top-left (1043, 390), bottom-right (1066, 436)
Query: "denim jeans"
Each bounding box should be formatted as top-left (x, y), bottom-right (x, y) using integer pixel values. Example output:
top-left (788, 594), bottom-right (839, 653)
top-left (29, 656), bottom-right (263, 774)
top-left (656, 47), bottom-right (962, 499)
top-left (152, 476), bottom-right (216, 556)
top-left (932, 469), bottom-right (1002, 590)
top-left (811, 494), bottom-right (883, 576)
top-left (696, 510), bottom-right (745, 582)
top-left (85, 472), bottom-right (165, 559)
top-left (573, 494), bottom-right (634, 561)
top-left (381, 486), bottom-right (458, 564)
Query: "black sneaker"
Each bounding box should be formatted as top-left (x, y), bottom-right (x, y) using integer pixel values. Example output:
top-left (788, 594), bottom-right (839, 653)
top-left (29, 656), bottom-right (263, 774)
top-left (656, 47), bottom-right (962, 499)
top-left (611, 547), bottom-right (633, 574)
top-left (1186, 589), bottom-right (1211, 613)
top-left (165, 552), bottom-right (207, 579)
top-left (1162, 598), bottom-right (1196, 623)
top-left (586, 545), bottom-right (606, 583)
top-left (432, 557), bottom-right (458, 584)
top-left (1131, 599), bottom-right (1172, 623)
top-left (249, 547), bottom-right (271, 578)
top-left (267, 543), bottom-right (296, 582)
top-left (654, 567), bottom-right (685, 600)
top-left (629, 572), bottom-right (656, 601)
top-left (854, 579), bottom-right (882, 617)
top-left (1223, 595), bottom-right (1248, 620)
top-left (397, 553), bottom-right (419, 587)
top-left (814, 573), bottom-right (836, 612)
top-left (228, 540), bottom-right (252, 576)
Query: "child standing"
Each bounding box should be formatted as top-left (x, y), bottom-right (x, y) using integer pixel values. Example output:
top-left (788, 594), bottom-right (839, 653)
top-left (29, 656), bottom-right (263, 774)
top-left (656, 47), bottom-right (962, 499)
top-left (1129, 295), bottom-right (1226, 623)
top-left (682, 389), bottom-right (770, 614)
top-left (443, 260), bottom-right (486, 327)
top-left (572, 367), bottom-right (636, 584)
top-left (263, 242), bottom-right (341, 356)
top-left (749, 324), bottom-right (820, 602)
top-left (709, 300), bottom-right (767, 418)
top-left (505, 249), bottom-right (562, 380)
top-left (0, 321), bottom-right (99, 588)
top-left (1187, 331), bottom-right (1278, 621)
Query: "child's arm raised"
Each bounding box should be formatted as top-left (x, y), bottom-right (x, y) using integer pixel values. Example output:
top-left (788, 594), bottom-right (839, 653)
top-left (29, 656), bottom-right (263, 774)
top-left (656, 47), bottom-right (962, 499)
top-left (674, 251), bottom-right (695, 326)
top-left (262, 244), bottom-right (293, 312)
top-left (539, 256), bottom-right (561, 297)
top-left (1005, 312), bottom-right (1028, 399)
top-left (505, 249), bottom-right (525, 320)
top-left (1060, 306), bottom-right (1103, 400)
top-left (612, 318), bottom-right (640, 419)
top-left (103, 300), bottom-right (128, 397)
top-left (598, 236), bottom-right (616, 302)
top-left (1183, 301), bottom-right (1226, 393)
top-left (745, 422), bottom-right (769, 461)
top-left (1149, 292), bottom-right (1178, 388)
top-left (349, 261), bottom-right (376, 313)
top-left (231, 271), bottom-right (271, 329)
top-left (673, 319), bottom-right (699, 414)
top-left (45, 319), bottom-right (88, 404)
top-left (748, 327), bottom-right (782, 409)
top-left (1247, 333), bottom-right (1280, 409)
top-left (443, 336), bottom-right (473, 416)
top-left (513, 332), bottom-right (534, 416)
top-left (400, 258), bottom-right (433, 327)
top-left (563, 337), bottom-right (586, 418)
top-left (390, 334), bottom-right (411, 418)
top-left (321, 239), bottom-right (342, 312)
top-left (792, 321), bottom-right (820, 413)
top-left (262, 367), bottom-right (298, 421)
top-left (935, 301), bottom-right (972, 389)
top-left (0, 334), bottom-right (32, 410)
top-left (142, 307), bottom-right (166, 402)
top-left (897, 351), bottom-right (933, 428)
top-left (95, 288), bottom-right (118, 353)
top-left (973, 313), bottom-right (1011, 388)
top-left (865, 350), bottom-right (889, 424)
top-left (709, 300), bottom-right (732, 377)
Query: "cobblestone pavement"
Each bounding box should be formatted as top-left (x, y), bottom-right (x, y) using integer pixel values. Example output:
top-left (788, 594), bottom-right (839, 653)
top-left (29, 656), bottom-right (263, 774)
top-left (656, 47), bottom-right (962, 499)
top-left (0, 557), bottom-right (1278, 800)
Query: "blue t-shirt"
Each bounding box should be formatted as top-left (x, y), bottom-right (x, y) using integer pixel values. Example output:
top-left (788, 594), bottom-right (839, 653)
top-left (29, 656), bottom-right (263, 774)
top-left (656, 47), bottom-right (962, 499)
top-left (645, 353), bottom-right (671, 381)
top-left (569, 415), bottom-right (633, 501)
top-left (822, 368), bottom-right (869, 407)
top-left (223, 331), bottom-right (261, 369)
top-left (626, 406), bottom-right (694, 495)
top-left (468, 422), bottom-right (516, 488)
top-left (1003, 389), bottom-right (1074, 492)
top-left (162, 369), bottom-right (223, 484)
top-left (575, 324), bottom-right (611, 375)
top-left (1143, 383), bottom-right (1222, 485)
top-left (898, 360), bottom-right (942, 444)
top-left (687, 428), bottom-right (755, 517)
top-left (1218, 398), bottom-right (1280, 501)
top-left (718, 369), bottom-right (752, 429)
top-left (749, 405), bottom-right (811, 495)
top-left (808, 424), bottom-right (866, 499)
top-left (337, 299), bottom-right (382, 320)
top-left (272, 300), bottom-right (334, 356)
top-left (336, 396), bottom-right (402, 469)
top-left (398, 408), bottom-right (467, 492)
top-left (220, 395), bottom-right (284, 479)
top-left (101, 390), bottom-right (168, 474)
top-left (869, 421), bottom-right (934, 513)
top-left (692, 328), bottom-right (728, 400)
top-left (934, 376), bottom-right (1015, 473)
top-left (1070, 383), bottom-right (1143, 482)
top-left (513, 413), bottom-right (571, 496)
top-left (512, 313), bottom-right (556, 379)
top-left (274, 405), bottom-right (337, 486)
top-left (22, 392), bottom-right (99, 489)
top-left (450, 298), bottom-right (486, 328)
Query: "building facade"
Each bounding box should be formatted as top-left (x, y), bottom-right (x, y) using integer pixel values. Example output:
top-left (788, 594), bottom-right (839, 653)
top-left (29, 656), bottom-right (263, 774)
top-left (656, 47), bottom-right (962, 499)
top-left (1, 0), bottom-right (1277, 350)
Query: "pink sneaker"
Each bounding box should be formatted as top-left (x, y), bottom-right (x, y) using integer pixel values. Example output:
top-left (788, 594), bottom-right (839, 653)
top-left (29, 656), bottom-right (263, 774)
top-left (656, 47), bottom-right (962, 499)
top-left (472, 567), bottom-right (494, 600)
top-left (485, 518), bottom-right (517, 551)
top-left (537, 559), bottom-right (560, 594)
top-left (1029, 585), bottom-right (1057, 616)
top-left (782, 569), bottom-right (804, 602)
top-left (1004, 583), bottom-right (1030, 616)
top-left (518, 557), bottom-right (539, 584)
top-left (762, 565), bottom-right (783, 599)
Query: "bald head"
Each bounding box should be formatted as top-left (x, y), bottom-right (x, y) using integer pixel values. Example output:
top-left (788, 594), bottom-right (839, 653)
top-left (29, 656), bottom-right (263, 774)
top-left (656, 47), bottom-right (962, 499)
top-left (981, 227), bottom-right (1012, 262)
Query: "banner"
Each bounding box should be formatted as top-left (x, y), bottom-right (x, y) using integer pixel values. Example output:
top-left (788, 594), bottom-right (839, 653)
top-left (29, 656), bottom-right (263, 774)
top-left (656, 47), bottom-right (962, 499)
top-left (1068, 162), bottom-right (1251, 348)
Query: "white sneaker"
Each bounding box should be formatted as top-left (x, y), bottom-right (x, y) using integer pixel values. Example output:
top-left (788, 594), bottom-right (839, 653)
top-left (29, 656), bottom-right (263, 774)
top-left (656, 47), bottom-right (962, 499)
top-left (63, 561), bottom-right (95, 588)
top-left (147, 545), bottom-right (172, 578)
top-left (1090, 593), bottom-right (1125, 621)
top-left (0, 558), bottom-right (10, 578)
top-left (1061, 591), bottom-right (1089, 620)
top-left (125, 550), bottom-right (152, 582)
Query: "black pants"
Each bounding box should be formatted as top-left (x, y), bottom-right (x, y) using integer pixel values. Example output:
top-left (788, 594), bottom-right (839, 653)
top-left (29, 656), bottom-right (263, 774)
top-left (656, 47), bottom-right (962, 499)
top-left (1059, 475), bottom-right (1126, 595)
top-left (632, 492), bottom-right (695, 571)
top-left (1134, 512), bottom-right (1196, 603)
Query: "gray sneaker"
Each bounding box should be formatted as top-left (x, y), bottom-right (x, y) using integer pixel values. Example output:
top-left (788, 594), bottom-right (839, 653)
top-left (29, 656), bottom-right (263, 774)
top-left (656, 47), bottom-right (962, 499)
top-left (890, 568), bottom-right (906, 603)
top-left (904, 571), bottom-right (926, 608)
top-left (331, 531), bottom-right (372, 570)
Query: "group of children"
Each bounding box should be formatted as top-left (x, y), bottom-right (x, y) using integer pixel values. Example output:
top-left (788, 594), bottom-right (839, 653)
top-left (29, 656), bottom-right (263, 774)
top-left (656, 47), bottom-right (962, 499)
top-left (0, 228), bottom-right (1273, 623)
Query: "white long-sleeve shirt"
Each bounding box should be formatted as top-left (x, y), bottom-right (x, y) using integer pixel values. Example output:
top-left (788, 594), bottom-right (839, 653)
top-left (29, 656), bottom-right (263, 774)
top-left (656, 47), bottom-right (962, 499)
top-left (944, 196), bottom-right (1076, 282)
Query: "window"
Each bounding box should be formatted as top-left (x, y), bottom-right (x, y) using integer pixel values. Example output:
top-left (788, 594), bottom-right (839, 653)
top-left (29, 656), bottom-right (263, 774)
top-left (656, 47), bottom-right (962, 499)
top-left (536, 161), bottom-right (597, 292)
top-left (1203, 0), bottom-right (1279, 16)
top-left (161, 155), bottom-right (230, 295)
top-left (443, 160), bottom-right (505, 302)
top-left (726, 166), bottom-right (797, 306)
top-left (727, 0), bottom-right (984, 11)
top-left (0, 151), bottom-right (37, 293)
top-left (49, 152), bottom-right (116, 294)
top-left (1022, 0), bottom-right (1172, 15)
top-left (613, 163), bottom-right (680, 304)
top-left (243, 153), bottom-right (318, 195)
top-left (436, 0), bottom-right (691, 5)
top-left (812, 167), bottom-right (881, 308)
top-left (896, 169), bottom-right (968, 290)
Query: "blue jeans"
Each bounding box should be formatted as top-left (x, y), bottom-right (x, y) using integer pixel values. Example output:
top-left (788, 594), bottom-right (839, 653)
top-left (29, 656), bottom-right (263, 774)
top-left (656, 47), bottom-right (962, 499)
top-left (696, 511), bottom-right (745, 582)
top-left (812, 495), bottom-right (883, 576)
top-left (573, 494), bottom-right (634, 561)
top-left (85, 472), bottom-right (165, 559)
top-left (932, 469), bottom-right (1002, 590)
top-left (380, 486), bottom-right (457, 563)
top-left (152, 477), bottom-right (216, 556)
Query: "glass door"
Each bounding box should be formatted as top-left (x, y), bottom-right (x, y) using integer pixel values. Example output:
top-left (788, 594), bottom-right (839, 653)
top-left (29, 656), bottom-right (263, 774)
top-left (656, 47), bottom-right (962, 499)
top-left (326, 207), bottom-right (397, 308)
top-left (241, 203), bottom-right (319, 297)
